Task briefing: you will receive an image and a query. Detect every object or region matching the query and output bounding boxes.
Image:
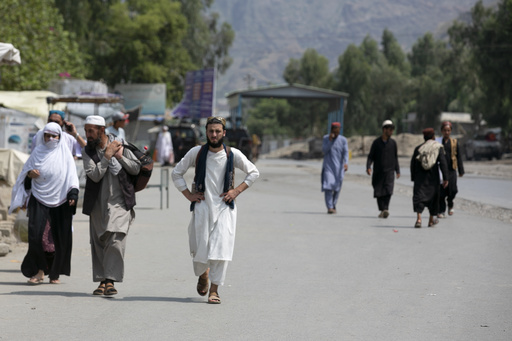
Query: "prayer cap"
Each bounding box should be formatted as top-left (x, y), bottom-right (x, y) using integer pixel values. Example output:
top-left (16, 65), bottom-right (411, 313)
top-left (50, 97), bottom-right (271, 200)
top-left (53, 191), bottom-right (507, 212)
top-left (331, 122), bottom-right (341, 128)
top-left (49, 110), bottom-right (65, 120)
top-left (112, 111), bottom-right (129, 121)
top-left (441, 121), bottom-right (452, 129)
top-left (85, 115), bottom-right (106, 127)
top-left (43, 122), bottom-right (62, 136)
top-left (382, 119), bottom-right (394, 128)
top-left (422, 127), bottom-right (435, 140)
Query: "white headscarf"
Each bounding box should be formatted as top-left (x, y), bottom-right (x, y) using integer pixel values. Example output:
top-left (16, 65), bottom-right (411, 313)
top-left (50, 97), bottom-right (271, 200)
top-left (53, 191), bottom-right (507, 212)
top-left (9, 123), bottom-right (79, 213)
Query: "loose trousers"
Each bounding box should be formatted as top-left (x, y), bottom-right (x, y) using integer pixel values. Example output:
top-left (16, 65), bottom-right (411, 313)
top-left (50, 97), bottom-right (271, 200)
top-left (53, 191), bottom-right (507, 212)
top-left (90, 231), bottom-right (127, 282)
top-left (193, 260), bottom-right (229, 286)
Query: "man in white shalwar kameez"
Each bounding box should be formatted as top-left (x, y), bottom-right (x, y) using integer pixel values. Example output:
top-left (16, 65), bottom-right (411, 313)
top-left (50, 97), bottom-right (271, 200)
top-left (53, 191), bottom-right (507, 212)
top-left (172, 116), bottom-right (259, 304)
top-left (155, 125), bottom-right (174, 166)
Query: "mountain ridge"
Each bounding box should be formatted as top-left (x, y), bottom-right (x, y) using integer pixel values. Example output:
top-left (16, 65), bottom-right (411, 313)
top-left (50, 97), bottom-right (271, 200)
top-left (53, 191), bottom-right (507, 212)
top-left (210, 0), bottom-right (497, 99)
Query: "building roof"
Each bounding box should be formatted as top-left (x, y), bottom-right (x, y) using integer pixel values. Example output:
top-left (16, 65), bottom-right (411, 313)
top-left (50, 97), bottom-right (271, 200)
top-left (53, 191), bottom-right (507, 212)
top-left (225, 83), bottom-right (349, 100)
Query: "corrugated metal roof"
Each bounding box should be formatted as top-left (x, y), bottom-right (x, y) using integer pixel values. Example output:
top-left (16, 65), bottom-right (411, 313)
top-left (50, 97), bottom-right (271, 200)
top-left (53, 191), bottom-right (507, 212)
top-left (225, 83), bottom-right (349, 99)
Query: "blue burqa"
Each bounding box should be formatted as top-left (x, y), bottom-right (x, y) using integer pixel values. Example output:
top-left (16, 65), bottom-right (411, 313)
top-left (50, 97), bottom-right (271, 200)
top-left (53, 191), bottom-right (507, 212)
top-left (321, 134), bottom-right (349, 191)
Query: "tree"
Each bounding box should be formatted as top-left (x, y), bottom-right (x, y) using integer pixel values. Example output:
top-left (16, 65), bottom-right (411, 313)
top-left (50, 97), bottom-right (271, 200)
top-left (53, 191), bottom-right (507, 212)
top-left (407, 33), bottom-right (451, 130)
top-left (0, 0), bottom-right (86, 90)
top-left (247, 99), bottom-right (291, 137)
top-left (178, 0), bottom-right (235, 75)
top-left (283, 58), bottom-right (301, 84)
top-left (333, 44), bottom-right (372, 136)
top-left (448, 0), bottom-right (512, 133)
top-left (381, 29), bottom-right (409, 75)
top-left (281, 48), bottom-right (332, 137)
top-left (83, 0), bottom-right (193, 105)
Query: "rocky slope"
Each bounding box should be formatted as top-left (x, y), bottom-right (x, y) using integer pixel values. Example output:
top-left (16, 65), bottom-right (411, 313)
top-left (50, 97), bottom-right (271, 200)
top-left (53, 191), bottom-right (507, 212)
top-left (211, 0), bottom-right (498, 97)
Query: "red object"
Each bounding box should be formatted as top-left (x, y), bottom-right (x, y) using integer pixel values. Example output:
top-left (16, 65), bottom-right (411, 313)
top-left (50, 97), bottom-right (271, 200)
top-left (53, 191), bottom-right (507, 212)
top-left (393, 229), bottom-right (398, 233)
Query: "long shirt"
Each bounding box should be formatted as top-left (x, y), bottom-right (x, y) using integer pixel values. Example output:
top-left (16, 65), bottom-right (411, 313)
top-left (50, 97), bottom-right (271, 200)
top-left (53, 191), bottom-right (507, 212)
top-left (82, 142), bottom-right (140, 237)
top-left (172, 146), bottom-right (259, 262)
top-left (366, 137), bottom-right (400, 197)
top-left (321, 134), bottom-right (349, 191)
top-left (410, 142), bottom-right (449, 205)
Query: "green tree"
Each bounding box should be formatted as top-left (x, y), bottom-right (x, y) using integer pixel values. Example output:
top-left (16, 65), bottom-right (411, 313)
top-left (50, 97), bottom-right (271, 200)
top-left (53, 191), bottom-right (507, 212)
top-left (448, 0), bottom-right (512, 133)
top-left (247, 99), bottom-right (291, 137)
top-left (283, 58), bottom-right (301, 84)
top-left (84, 0), bottom-right (193, 104)
top-left (381, 28), bottom-right (409, 75)
top-left (407, 33), bottom-right (450, 130)
top-left (0, 0), bottom-right (86, 90)
top-left (281, 48), bottom-right (332, 137)
top-left (179, 0), bottom-right (235, 75)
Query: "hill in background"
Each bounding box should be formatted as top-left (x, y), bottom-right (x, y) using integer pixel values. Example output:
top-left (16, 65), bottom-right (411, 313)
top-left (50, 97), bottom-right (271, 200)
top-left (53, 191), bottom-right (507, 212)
top-left (211, 0), bottom-right (497, 100)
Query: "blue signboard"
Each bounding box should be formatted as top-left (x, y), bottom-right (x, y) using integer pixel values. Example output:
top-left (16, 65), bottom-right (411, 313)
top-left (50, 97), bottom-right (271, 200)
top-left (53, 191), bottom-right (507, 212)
top-left (174, 68), bottom-right (215, 119)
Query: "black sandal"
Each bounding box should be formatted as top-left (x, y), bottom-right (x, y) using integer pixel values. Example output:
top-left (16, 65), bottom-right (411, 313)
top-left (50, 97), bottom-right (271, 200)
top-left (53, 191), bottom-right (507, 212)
top-left (93, 282), bottom-right (106, 295)
top-left (104, 282), bottom-right (118, 296)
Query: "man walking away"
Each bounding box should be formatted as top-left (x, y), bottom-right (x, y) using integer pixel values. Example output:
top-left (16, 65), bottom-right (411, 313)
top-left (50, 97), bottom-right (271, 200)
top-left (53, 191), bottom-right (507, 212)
top-left (366, 120), bottom-right (400, 218)
top-left (82, 115), bottom-right (141, 296)
top-left (411, 128), bottom-right (449, 228)
top-left (321, 122), bottom-right (349, 214)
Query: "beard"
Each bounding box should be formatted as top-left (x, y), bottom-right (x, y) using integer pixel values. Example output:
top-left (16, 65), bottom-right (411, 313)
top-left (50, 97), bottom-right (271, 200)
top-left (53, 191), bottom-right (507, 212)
top-left (207, 136), bottom-right (224, 148)
top-left (88, 137), bottom-right (102, 148)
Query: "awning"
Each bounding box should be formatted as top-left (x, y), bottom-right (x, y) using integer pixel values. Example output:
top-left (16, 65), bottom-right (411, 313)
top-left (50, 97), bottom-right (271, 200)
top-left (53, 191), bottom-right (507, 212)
top-left (0, 43), bottom-right (21, 65)
top-left (0, 148), bottom-right (29, 186)
top-left (0, 91), bottom-right (66, 119)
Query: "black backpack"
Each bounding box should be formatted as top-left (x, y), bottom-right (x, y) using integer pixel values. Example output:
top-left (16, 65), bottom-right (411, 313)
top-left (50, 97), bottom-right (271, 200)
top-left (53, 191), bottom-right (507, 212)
top-left (123, 141), bottom-right (154, 192)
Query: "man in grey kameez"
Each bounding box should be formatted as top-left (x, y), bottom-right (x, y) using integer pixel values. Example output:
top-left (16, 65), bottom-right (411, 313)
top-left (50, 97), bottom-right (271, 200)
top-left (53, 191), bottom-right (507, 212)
top-left (82, 115), bottom-right (140, 296)
top-left (321, 122), bottom-right (349, 214)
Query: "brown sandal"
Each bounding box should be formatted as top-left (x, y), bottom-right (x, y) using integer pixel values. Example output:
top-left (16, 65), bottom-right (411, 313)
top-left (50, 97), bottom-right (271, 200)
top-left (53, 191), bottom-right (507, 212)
top-left (197, 276), bottom-right (209, 296)
top-left (104, 282), bottom-right (118, 296)
top-left (428, 217), bottom-right (439, 227)
top-left (208, 292), bottom-right (221, 304)
top-left (93, 282), bottom-right (106, 295)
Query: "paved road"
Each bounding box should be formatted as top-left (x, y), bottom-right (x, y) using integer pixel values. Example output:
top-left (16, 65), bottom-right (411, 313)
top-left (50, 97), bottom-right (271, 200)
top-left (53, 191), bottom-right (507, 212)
top-left (1, 159), bottom-right (511, 340)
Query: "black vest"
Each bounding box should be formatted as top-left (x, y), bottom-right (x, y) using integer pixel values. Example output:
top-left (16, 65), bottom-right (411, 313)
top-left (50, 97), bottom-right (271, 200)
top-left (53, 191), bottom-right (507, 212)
top-left (82, 144), bottom-right (136, 216)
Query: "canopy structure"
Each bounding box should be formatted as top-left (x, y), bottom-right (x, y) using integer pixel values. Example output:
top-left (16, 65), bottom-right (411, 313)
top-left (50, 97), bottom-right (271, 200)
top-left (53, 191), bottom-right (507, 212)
top-left (0, 43), bottom-right (21, 65)
top-left (225, 83), bottom-right (349, 133)
top-left (0, 91), bottom-right (66, 119)
top-left (47, 93), bottom-right (123, 119)
top-left (0, 148), bottom-right (29, 186)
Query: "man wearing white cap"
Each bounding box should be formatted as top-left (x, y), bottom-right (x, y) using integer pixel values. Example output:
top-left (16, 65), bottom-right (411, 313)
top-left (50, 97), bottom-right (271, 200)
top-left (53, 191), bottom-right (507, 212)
top-left (155, 125), bottom-right (174, 166)
top-left (106, 111), bottom-right (129, 140)
top-left (366, 120), bottom-right (401, 218)
top-left (82, 115), bottom-right (141, 296)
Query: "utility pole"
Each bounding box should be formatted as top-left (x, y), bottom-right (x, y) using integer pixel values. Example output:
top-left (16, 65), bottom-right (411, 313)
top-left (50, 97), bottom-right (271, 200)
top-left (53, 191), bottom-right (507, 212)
top-left (243, 74), bottom-right (255, 89)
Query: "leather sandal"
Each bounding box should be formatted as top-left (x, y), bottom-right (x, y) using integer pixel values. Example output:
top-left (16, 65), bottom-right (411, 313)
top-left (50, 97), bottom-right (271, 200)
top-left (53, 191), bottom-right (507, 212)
top-left (104, 282), bottom-right (118, 296)
top-left (208, 292), bottom-right (221, 304)
top-left (93, 282), bottom-right (106, 295)
top-left (414, 220), bottom-right (421, 228)
top-left (428, 217), bottom-right (439, 227)
top-left (27, 276), bottom-right (44, 285)
top-left (197, 276), bottom-right (209, 297)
